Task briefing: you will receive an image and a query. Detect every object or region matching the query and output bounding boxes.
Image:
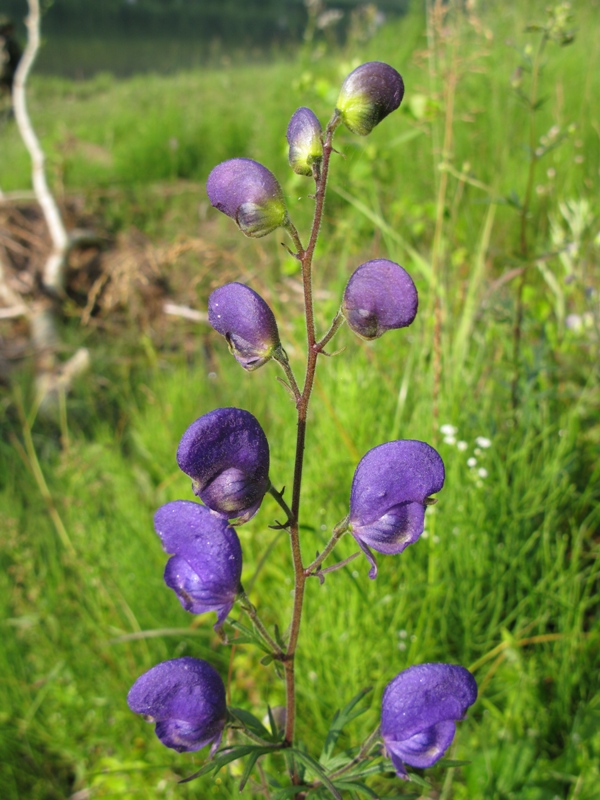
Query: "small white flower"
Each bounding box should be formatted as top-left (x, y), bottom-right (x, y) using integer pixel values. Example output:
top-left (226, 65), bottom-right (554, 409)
top-left (474, 448), bottom-right (481, 456)
top-left (478, 468), bottom-right (488, 478)
top-left (475, 436), bottom-right (492, 448)
top-left (457, 440), bottom-right (468, 451)
top-left (467, 457), bottom-right (477, 468)
top-left (443, 435), bottom-right (457, 445)
top-left (440, 423), bottom-right (458, 436)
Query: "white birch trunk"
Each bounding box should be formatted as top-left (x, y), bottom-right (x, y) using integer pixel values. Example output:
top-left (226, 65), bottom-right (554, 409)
top-left (12, 0), bottom-right (69, 294)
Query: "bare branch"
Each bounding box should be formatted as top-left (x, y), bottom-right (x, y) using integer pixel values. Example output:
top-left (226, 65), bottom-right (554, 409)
top-left (12, 0), bottom-right (69, 294)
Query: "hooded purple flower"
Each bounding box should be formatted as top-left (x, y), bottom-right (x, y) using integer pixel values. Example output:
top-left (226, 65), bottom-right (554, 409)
top-left (154, 500), bottom-right (242, 628)
top-left (342, 259), bottom-right (418, 340)
top-left (381, 663), bottom-right (477, 779)
top-left (177, 407), bottom-right (270, 524)
top-left (349, 440), bottom-right (444, 578)
top-left (286, 107), bottom-right (323, 177)
top-left (206, 158), bottom-right (288, 238)
top-left (208, 282), bottom-right (280, 371)
top-left (336, 61), bottom-right (404, 136)
top-left (127, 657), bottom-right (227, 754)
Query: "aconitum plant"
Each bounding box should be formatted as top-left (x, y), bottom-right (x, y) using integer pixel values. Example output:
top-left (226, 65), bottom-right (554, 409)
top-left (127, 61), bottom-right (477, 797)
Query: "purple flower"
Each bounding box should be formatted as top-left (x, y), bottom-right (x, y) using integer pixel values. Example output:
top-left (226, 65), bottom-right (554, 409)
top-left (336, 61), bottom-right (404, 136)
top-left (127, 657), bottom-right (227, 754)
top-left (206, 158), bottom-right (288, 238)
top-left (177, 407), bottom-right (270, 524)
top-left (208, 282), bottom-right (281, 371)
top-left (381, 663), bottom-right (477, 779)
top-left (342, 259), bottom-right (418, 340)
top-left (154, 501), bottom-right (242, 628)
top-left (349, 440), bottom-right (444, 578)
top-left (286, 107), bottom-right (323, 177)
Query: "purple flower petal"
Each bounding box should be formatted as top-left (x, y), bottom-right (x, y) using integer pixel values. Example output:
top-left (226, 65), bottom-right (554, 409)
top-left (206, 158), bottom-right (288, 237)
top-left (381, 663), bottom-right (477, 779)
top-left (128, 657), bottom-right (227, 754)
top-left (208, 282), bottom-right (280, 371)
top-left (342, 260), bottom-right (418, 340)
top-left (286, 107), bottom-right (323, 177)
top-left (155, 500), bottom-right (242, 628)
top-left (336, 61), bottom-right (404, 136)
top-left (349, 440), bottom-right (444, 578)
top-left (177, 408), bottom-right (270, 524)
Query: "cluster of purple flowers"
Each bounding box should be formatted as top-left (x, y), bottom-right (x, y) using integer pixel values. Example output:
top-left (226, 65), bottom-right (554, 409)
top-left (127, 60), bottom-right (477, 788)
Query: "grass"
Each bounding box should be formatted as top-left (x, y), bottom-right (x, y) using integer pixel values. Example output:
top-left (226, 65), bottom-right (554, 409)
top-left (1, 0), bottom-right (599, 797)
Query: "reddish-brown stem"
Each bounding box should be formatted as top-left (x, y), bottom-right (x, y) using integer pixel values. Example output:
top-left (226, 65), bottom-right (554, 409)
top-left (283, 116), bottom-right (340, 771)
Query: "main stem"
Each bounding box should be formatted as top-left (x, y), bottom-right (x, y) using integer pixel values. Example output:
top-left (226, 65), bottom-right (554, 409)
top-left (283, 119), bottom-right (339, 766)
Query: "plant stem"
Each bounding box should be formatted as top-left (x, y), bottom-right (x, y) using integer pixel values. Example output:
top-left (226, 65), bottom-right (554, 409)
top-left (304, 517), bottom-right (350, 576)
top-left (315, 309), bottom-right (345, 352)
top-left (238, 589), bottom-right (284, 657)
top-left (283, 115), bottom-right (340, 773)
top-left (273, 347), bottom-right (302, 406)
top-left (328, 725), bottom-right (381, 780)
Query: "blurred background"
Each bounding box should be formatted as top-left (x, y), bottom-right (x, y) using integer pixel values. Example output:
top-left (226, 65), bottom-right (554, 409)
top-left (1, 1), bottom-right (599, 798)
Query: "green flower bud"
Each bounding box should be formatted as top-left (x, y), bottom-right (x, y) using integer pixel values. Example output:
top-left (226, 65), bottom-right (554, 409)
top-left (286, 107), bottom-right (323, 177)
top-left (336, 61), bottom-right (404, 136)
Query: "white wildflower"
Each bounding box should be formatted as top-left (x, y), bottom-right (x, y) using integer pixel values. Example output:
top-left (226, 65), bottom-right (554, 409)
top-left (440, 423), bottom-right (458, 436)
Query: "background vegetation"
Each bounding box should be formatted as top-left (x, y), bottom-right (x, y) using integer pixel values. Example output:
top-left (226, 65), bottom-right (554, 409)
top-left (1, 0), bottom-right (599, 798)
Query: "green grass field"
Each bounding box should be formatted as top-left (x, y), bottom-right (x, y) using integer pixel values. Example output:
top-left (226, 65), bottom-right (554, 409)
top-left (1, 1), bottom-right (599, 798)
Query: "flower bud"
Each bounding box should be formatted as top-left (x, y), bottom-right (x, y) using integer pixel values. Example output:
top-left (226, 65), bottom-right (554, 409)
top-left (208, 282), bottom-right (280, 371)
top-left (128, 657), bottom-right (227, 754)
top-left (286, 107), bottom-right (323, 177)
top-left (154, 500), bottom-right (242, 628)
top-left (342, 259), bottom-right (418, 340)
top-left (381, 663), bottom-right (477, 779)
top-left (206, 158), bottom-right (288, 237)
top-left (349, 440), bottom-right (444, 578)
top-left (336, 61), bottom-right (404, 136)
top-left (177, 407), bottom-right (270, 524)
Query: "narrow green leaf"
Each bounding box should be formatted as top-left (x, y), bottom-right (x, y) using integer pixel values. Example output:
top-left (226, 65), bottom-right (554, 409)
top-left (229, 707), bottom-right (275, 741)
top-left (405, 771), bottom-right (432, 789)
top-left (271, 788), bottom-right (312, 800)
top-left (320, 687), bottom-right (372, 764)
top-left (291, 748), bottom-right (342, 800)
top-left (179, 745), bottom-right (274, 784)
top-left (334, 780), bottom-right (379, 798)
top-left (238, 751), bottom-right (261, 792)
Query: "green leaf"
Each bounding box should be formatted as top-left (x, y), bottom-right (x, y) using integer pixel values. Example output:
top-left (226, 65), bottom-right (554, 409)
top-left (333, 780), bottom-right (379, 798)
top-left (320, 687), bottom-right (372, 765)
top-left (227, 619), bottom-right (271, 652)
top-left (290, 748), bottom-right (342, 800)
top-left (179, 745), bottom-right (275, 784)
top-left (228, 707), bottom-right (275, 741)
top-left (405, 771), bottom-right (432, 789)
top-left (271, 788), bottom-right (313, 800)
top-left (238, 750), bottom-right (262, 792)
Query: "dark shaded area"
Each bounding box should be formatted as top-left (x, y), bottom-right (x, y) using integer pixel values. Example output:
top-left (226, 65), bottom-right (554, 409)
top-left (0, 16), bottom-right (22, 95)
top-left (0, 0), bottom-right (409, 76)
